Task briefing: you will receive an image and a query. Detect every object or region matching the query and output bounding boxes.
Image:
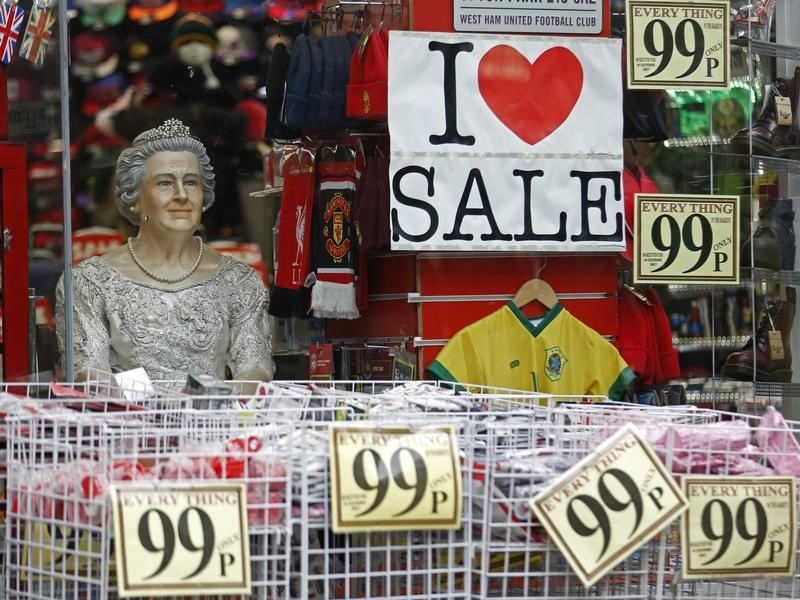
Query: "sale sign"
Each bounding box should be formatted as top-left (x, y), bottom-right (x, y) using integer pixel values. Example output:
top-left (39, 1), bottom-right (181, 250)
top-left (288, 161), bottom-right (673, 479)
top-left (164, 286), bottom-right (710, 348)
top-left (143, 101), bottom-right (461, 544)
top-left (626, 0), bottom-right (730, 89)
top-left (529, 424), bottom-right (688, 587)
top-left (111, 483), bottom-right (250, 597)
top-left (329, 424), bottom-right (462, 532)
top-left (388, 31), bottom-right (624, 252)
top-left (634, 194), bottom-right (739, 284)
top-left (681, 477), bottom-right (797, 579)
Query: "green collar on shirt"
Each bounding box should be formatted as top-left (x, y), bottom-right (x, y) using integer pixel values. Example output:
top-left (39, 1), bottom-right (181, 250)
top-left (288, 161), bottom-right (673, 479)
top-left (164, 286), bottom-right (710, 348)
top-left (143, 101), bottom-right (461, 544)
top-left (506, 301), bottom-right (563, 337)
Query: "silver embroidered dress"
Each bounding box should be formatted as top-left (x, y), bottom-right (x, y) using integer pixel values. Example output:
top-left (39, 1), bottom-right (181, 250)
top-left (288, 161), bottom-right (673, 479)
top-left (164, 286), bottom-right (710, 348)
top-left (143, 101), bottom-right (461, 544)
top-left (56, 255), bottom-right (275, 388)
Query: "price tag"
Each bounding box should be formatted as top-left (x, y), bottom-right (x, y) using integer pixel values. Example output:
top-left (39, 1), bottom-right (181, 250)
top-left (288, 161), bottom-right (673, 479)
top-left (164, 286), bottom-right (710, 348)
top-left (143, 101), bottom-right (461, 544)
top-left (634, 194), bottom-right (740, 285)
top-left (626, 0), bottom-right (729, 89)
top-left (21, 522), bottom-right (103, 581)
top-left (681, 477), bottom-right (797, 579)
top-left (110, 483), bottom-right (250, 597)
top-left (329, 424), bottom-right (462, 532)
top-left (529, 424), bottom-right (688, 587)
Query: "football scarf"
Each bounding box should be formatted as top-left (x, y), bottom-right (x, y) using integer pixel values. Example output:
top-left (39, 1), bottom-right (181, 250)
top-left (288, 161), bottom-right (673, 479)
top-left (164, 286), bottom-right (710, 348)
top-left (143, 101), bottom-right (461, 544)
top-left (269, 147), bottom-right (316, 318)
top-left (310, 144), bottom-right (362, 319)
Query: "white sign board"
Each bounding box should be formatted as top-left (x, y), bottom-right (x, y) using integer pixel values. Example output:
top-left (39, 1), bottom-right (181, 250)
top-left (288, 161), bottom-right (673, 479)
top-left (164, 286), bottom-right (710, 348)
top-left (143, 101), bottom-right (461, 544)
top-left (388, 31), bottom-right (624, 252)
top-left (453, 0), bottom-right (603, 34)
top-left (626, 0), bottom-right (730, 89)
top-left (530, 425), bottom-right (688, 587)
top-left (111, 483), bottom-right (251, 597)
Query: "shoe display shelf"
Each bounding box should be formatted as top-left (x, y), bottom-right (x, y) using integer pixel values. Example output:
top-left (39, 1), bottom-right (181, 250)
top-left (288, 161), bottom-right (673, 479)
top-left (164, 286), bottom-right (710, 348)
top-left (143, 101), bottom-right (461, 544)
top-left (710, 28), bottom-right (800, 418)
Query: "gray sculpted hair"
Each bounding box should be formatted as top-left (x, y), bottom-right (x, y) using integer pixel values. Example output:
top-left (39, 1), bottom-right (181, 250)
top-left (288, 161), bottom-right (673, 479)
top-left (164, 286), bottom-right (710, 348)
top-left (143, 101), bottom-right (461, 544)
top-left (115, 119), bottom-right (215, 225)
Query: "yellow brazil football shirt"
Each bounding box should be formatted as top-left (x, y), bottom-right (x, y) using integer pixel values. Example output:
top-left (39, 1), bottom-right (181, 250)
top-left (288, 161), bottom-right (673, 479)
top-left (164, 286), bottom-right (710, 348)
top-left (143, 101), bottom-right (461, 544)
top-left (426, 302), bottom-right (635, 401)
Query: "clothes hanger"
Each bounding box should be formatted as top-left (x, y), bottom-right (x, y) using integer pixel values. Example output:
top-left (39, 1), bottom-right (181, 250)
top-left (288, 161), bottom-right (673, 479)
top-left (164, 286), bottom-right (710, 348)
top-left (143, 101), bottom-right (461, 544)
top-left (512, 278), bottom-right (558, 310)
top-left (512, 258), bottom-right (557, 309)
top-left (376, 1), bottom-right (386, 32)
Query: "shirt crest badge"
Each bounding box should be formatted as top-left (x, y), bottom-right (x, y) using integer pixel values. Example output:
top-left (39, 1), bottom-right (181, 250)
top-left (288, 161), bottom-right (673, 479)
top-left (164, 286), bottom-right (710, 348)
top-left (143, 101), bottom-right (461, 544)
top-left (544, 346), bottom-right (567, 382)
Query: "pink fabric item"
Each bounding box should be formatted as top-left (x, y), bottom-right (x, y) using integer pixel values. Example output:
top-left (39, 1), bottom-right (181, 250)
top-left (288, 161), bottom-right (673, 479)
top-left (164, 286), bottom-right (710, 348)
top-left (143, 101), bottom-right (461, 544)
top-left (756, 407), bottom-right (800, 476)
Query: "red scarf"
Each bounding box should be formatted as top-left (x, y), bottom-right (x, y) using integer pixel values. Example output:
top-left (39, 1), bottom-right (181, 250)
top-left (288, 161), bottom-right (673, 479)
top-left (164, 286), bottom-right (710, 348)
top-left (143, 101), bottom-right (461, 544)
top-left (269, 147), bottom-right (316, 318)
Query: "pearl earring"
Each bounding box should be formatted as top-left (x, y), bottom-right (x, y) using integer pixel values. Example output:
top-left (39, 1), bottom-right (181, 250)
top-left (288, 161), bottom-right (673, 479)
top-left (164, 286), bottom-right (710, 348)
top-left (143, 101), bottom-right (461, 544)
top-left (128, 206), bottom-right (135, 213)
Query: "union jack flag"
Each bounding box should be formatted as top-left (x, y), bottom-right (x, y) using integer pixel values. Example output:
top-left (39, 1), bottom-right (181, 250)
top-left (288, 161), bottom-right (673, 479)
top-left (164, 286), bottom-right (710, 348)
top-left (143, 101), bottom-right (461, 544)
top-left (19, 6), bottom-right (54, 66)
top-left (0, 2), bottom-right (24, 64)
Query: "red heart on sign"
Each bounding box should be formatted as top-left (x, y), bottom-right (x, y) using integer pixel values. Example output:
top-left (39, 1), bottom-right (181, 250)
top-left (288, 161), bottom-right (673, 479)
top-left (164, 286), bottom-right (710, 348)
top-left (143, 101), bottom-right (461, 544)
top-left (478, 45), bottom-right (584, 145)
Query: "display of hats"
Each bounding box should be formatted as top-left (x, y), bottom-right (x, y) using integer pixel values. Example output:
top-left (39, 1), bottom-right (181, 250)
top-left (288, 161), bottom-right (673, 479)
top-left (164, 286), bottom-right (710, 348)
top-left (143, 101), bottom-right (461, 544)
top-left (76, 0), bottom-right (127, 29)
top-left (215, 23), bottom-right (257, 66)
top-left (81, 71), bottom-right (127, 116)
top-left (71, 32), bottom-right (119, 81)
top-left (224, 0), bottom-right (263, 19)
top-left (265, 0), bottom-right (323, 22)
top-left (346, 26), bottom-right (388, 121)
top-left (177, 0), bottom-right (224, 15)
top-left (128, 0), bottom-right (178, 24)
top-left (123, 36), bottom-right (153, 73)
top-left (170, 13), bottom-right (218, 51)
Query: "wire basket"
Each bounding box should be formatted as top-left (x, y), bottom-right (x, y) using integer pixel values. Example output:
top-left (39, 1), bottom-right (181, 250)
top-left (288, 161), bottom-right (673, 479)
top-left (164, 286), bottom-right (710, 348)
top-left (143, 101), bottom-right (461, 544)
top-left (4, 408), bottom-right (294, 599)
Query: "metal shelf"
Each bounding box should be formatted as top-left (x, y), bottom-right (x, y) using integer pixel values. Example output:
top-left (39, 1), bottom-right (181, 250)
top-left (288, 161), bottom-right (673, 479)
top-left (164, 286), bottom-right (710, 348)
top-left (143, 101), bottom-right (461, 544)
top-left (673, 336), bottom-right (748, 353)
top-left (709, 152), bottom-right (800, 175)
top-left (731, 38), bottom-right (800, 61)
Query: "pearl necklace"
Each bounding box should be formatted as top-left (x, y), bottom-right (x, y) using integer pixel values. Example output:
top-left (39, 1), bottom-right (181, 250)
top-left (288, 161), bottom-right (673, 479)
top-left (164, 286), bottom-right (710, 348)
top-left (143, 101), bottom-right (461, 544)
top-left (127, 236), bottom-right (204, 284)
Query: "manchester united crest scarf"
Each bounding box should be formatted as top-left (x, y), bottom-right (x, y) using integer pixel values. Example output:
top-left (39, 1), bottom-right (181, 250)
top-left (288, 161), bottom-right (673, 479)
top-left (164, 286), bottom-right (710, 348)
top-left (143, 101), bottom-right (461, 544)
top-left (310, 144), bottom-right (362, 319)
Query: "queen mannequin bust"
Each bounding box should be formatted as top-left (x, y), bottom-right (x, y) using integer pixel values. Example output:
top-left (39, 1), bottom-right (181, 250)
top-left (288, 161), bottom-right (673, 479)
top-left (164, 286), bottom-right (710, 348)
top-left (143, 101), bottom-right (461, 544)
top-left (56, 118), bottom-right (274, 388)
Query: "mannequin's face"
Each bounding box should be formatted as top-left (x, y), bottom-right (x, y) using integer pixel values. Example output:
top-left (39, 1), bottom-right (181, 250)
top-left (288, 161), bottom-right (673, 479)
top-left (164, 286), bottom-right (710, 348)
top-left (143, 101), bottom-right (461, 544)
top-left (136, 151), bottom-right (203, 235)
top-left (176, 41), bottom-right (214, 68)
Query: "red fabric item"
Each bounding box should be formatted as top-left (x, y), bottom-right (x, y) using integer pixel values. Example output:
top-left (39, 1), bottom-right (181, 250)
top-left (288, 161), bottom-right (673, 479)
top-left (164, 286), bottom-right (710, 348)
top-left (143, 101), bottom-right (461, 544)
top-left (616, 285), bottom-right (680, 385)
top-left (269, 148), bottom-right (316, 317)
top-left (353, 142), bottom-right (391, 253)
top-left (346, 26), bottom-right (388, 121)
top-left (645, 287), bottom-right (681, 382)
top-left (621, 165), bottom-right (660, 264)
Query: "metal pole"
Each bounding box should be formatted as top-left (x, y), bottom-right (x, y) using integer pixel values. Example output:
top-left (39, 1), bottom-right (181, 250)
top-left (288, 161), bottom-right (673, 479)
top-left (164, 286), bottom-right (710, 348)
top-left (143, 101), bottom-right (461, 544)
top-left (57, 0), bottom-right (74, 381)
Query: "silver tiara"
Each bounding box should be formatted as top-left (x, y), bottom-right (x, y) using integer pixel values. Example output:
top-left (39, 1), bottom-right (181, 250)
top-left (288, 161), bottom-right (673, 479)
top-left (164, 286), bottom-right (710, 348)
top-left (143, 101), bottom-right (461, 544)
top-left (138, 118), bottom-right (193, 142)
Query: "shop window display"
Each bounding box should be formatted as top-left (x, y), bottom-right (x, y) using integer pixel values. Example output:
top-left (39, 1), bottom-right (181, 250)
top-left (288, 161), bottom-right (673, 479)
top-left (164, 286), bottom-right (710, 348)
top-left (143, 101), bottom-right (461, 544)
top-left (6, 3), bottom-right (800, 600)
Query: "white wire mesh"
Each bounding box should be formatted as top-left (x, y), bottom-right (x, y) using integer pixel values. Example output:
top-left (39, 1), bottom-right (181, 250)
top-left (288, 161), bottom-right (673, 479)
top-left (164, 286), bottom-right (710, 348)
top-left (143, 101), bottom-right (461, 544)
top-left (4, 379), bottom-right (800, 599)
top-left (4, 409), bottom-right (294, 599)
top-left (472, 401), bottom-right (800, 599)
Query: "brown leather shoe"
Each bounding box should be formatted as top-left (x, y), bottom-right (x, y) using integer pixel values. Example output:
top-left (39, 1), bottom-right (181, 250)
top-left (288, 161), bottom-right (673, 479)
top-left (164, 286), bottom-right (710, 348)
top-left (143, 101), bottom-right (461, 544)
top-left (722, 300), bottom-right (794, 382)
top-left (730, 76), bottom-right (794, 157)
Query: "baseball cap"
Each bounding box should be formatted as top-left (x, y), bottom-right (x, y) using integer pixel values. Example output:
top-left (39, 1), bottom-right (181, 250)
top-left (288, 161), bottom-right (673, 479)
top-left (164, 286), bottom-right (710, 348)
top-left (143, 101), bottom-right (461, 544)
top-left (128, 0), bottom-right (178, 24)
top-left (178, 0), bottom-right (224, 14)
top-left (224, 0), bottom-right (263, 19)
top-left (70, 32), bottom-right (119, 81)
top-left (266, 0), bottom-right (323, 22)
top-left (78, 0), bottom-right (127, 29)
top-left (81, 71), bottom-right (126, 116)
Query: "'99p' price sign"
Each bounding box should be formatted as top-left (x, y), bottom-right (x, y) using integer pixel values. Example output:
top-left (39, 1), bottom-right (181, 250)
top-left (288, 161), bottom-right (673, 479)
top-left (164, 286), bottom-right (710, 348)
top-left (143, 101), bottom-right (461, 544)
top-left (626, 0), bottom-right (729, 89)
top-left (329, 424), bottom-right (462, 533)
top-left (111, 483), bottom-right (250, 597)
top-left (530, 425), bottom-right (688, 587)
top-left (681, 477), bottom-right (797, 579)
top-left (634, 194), bottom-right (740, 285)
